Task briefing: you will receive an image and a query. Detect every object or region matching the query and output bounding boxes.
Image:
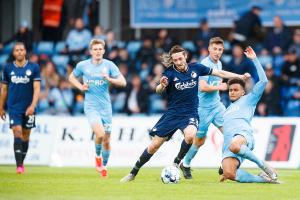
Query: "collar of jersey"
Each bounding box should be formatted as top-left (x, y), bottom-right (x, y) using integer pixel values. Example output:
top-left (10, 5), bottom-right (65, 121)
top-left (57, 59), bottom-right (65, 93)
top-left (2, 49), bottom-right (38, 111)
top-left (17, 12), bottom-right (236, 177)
top-left (13, 60), bottom-right (28, 68)
top-left (173, 64), bottom-right (189, 73)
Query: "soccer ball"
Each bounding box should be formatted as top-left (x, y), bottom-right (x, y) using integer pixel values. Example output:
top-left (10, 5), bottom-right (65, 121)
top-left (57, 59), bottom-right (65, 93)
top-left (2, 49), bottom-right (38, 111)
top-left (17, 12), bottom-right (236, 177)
top-left (161, 166), bottom-right (180, 184)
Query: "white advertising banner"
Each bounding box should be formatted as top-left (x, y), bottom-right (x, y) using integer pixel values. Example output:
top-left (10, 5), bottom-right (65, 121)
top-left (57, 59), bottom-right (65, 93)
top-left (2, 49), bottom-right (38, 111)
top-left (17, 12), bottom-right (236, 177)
top-left (0, 116), bottom-right (54, 165)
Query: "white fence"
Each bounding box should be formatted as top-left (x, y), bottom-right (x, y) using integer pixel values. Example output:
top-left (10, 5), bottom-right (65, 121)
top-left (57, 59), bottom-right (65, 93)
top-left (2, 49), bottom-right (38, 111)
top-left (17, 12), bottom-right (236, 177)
top-left (0, 116), bottom-right (299, 168)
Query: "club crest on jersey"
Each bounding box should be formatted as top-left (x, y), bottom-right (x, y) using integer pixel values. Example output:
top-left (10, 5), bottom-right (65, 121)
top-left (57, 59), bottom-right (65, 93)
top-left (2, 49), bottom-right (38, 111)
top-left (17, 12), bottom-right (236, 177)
top-left (26, 69), bottom-right (32, 76)
top-left (191, 71), bottom-right (197, 78)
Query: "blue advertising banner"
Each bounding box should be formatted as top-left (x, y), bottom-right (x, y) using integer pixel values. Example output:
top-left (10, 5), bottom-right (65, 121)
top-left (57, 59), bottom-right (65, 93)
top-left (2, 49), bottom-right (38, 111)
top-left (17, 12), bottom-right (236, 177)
top-left (130, 0), bottom-right (300, 28)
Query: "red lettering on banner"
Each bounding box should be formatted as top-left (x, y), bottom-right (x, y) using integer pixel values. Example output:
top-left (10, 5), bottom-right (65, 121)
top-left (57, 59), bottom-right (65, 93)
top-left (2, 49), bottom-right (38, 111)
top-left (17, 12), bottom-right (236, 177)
top-left (271, 125), bottom-right (292, 161)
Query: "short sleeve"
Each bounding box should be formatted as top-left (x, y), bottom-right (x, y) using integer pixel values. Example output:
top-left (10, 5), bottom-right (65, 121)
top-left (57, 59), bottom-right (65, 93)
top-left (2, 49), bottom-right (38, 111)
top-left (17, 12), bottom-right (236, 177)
top-left (191, 63), bottom-right (212, 76)
top-left (1, 65), bottom-right (9, 84)
top-left (73, 62), bottom-right (83, 77)
top-left (33, 64), bottom-right (41, 81)
top-left (109, 61), bottom-right (121, 78)
top-left (162, 68), bottom-right (172, 80)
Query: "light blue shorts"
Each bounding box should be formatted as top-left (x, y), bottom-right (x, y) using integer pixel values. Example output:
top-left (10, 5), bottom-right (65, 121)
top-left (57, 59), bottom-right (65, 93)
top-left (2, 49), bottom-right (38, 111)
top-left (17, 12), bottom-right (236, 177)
top-left (196, 103), bottom-right (225, 139)
top-left (222, 130), bottom-right (255, 167)
top-left (84, 107), bottom-right (112, 133)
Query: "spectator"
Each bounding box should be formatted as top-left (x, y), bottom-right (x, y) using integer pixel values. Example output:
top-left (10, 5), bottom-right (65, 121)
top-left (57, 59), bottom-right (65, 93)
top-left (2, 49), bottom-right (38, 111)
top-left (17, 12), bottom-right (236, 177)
top-left (194, 18), bottom-right (218, 51)
top-left (0, 20), bottom-right (33, 52)
top-left (105, 29), bottom-right (118, 55)
top-left (41, 60), bottom-right (60, 90)
top-left (256, 64), bottom-right (282, 116)
top-left (281, 49), bottom-right (300, 86)
top-left (264, 16), bottom-right (292, 54)
top-left (93, 25), bottom-right (106, 41)
top-left (136, 37), bottom-right (156, 69)
top-left (124, 74), bottom-right (149, 115)
top-left (224, 44), bottom-right (258, 82)
top-left (48, 77), bottom-right (74, 115)
top-left (288, 29), bottom-right (300, 58)
top-left (155, 29), bottom-right (175, 52)
top-left (65, 18), bottom-right (92, 53)
top-left (41, 0), bottom-right (67, 42)
top-left (232, 6), bottom-right (264, 46)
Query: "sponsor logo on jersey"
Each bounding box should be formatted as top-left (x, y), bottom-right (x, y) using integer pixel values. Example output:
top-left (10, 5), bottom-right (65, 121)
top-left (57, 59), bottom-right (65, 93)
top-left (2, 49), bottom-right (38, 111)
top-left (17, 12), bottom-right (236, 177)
top-left (11, 75), bottom-right (30, 84)
top-left (191, 71), bottom-right (197, 78)
top-left (85, 79), bottom-right (106, 86)
top-left (175, 80), bottom-right (197, 90)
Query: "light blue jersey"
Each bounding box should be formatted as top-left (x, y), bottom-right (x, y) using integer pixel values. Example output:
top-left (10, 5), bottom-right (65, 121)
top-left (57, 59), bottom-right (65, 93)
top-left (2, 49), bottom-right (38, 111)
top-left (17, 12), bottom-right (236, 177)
top-left (72, 58), bottom-right (120, 130)
top-left (197, 56), bottom-right (225, 138)
top-left (198, 56), bottom-right (222, 108)
top-left (223, 58), bottom-right (268, 163)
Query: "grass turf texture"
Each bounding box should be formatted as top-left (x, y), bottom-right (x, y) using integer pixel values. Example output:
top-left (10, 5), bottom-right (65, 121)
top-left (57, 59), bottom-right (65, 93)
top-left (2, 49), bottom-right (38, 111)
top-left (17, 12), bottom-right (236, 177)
top-left (0, 166), bottom-right (299, 200)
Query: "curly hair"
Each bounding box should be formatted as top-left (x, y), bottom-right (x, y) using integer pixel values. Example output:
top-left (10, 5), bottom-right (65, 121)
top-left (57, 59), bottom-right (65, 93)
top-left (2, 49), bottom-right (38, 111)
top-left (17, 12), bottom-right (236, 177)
top-left (161, 45), bottom-right (186, 68)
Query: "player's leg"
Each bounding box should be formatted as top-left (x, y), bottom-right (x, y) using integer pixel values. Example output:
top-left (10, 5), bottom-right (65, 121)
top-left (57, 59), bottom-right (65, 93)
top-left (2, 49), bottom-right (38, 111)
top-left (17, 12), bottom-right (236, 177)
top-left (21, 114), bottom-right (36, 170)
top-left (222, 157), bottom-right (272, 183)
top-left (9, 113), bottom-right (24, 173)
top-left (91, 122), bottom-right (105, 172)
top-left (21, 129), bottom-right (31, 170)
top-left (11, 125), bottom-right (24, 173)
top-left (120, 135), bottom-right (167, 182)
top-left (180, 134), bottom-right (206, 179)
top-left (101, 133), bottom-right (110, 177)
top-left (230, 134), bottom-right (278, 180)
top-left (174, 124), bottom-right (197, 165)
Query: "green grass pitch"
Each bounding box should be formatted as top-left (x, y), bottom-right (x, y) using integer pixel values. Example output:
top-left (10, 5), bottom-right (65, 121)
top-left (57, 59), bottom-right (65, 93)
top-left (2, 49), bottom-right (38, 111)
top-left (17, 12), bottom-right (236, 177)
top-left (0, 166), bottom-right (299, 200)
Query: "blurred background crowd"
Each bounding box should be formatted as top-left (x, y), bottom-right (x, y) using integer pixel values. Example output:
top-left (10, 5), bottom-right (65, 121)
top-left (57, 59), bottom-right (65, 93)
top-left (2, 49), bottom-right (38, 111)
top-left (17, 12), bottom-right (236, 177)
top-left (0, 0), bottom-right (300, 117)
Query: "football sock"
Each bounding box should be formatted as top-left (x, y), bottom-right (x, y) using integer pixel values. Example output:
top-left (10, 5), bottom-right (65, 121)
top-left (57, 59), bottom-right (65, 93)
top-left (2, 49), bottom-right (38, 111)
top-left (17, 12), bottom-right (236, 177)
top-left (21, 140), bottom-right (29, 163)
top-left (174, 139), bottom-right (192, 165)
top-left (95, 144), bottom-right (102, 157)
top-left (130, 148), bottom-right (153, 176)
top-left (14, 138), bottom-right (23, 167)
top-left (102, 149), bottom-right (110, 166)
top-left (236, 169), bottom-right (267, 183)
top-left (236, 145), bottom-right (264, 169)
top-left (183, 144), bottom-right (199, 167)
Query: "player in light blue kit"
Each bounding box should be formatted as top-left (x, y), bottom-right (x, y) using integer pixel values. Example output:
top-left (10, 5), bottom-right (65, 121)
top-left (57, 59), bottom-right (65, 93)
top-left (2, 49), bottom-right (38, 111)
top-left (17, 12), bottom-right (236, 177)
top-left (180, 37), bottom-right (229, 179)
top-left (69, 39), bottom-right (126, 177)
top-left (220, 46), bottom-right (279, 183)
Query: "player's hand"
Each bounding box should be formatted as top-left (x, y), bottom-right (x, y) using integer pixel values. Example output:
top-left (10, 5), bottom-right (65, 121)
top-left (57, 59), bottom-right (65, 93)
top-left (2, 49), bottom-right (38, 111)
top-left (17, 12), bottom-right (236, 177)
top-left (160, 76), bottom-right (169, 88)
top-left (218, 82), bottom-right (228, 91)
top-left (25, 105), bottom-right (35, 116)
top-left (244, 46), bottom-right (257, 59)
top-left (0, 108), bottom-right (6, 120)
top-left (81, 83), bottom-right (89, 91)
top-left (241, 73), bottom-right (251, 80)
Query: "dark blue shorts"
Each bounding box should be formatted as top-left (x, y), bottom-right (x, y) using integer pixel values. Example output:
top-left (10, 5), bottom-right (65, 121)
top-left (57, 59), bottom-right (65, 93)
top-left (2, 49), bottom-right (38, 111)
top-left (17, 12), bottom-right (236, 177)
top-left (149, 113), bottom-right (199, 140)
top-left (9, 113), bottom-right (36, 129)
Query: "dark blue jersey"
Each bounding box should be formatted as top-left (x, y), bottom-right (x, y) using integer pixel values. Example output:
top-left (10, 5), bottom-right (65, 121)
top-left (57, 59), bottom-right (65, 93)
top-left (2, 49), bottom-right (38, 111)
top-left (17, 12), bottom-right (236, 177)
top-left (2, 61), bottom-right (41, 114)
top-left (163, 62), bottom-right (212, 116)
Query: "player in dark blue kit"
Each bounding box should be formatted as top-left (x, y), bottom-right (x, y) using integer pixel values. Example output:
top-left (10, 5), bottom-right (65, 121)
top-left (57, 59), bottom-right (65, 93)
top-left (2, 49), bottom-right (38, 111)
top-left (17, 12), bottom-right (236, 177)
top-left (120, 45), bottom-right (250, 182)
top-left (0, 42), bottom-right (41, 174)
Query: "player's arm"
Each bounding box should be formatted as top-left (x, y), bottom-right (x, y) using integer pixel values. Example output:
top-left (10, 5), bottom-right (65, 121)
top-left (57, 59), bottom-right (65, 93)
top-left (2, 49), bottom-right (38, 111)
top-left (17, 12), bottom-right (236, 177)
top-left (103, 73), bottom-right (127, 88)
top-left (25, 81), bottom-right (41, 116)
top-left (0, 83), bottom-right (8, 120)
top-left (211, 69), bottom-right (251, 80)
top-left (68, 72), bottom-right (88, 91)
top-left (156, 76), bottom-right (168, 94)
top-left (199, 80), bottom-right (227, 92)
top-left (244, 46), bottom-right (268, 101)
